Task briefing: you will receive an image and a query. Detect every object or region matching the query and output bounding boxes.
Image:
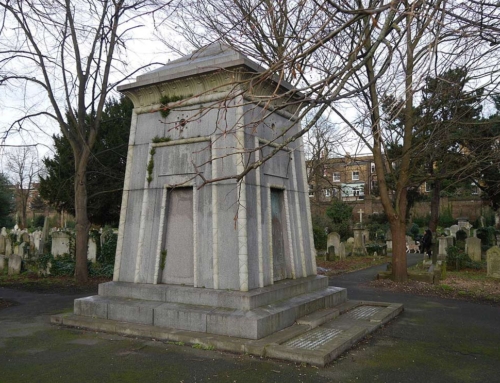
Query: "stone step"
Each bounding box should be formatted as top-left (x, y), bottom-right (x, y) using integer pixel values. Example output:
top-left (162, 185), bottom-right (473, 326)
top-left (73, 286), bottom-right (347, 339)
top-left (98, 275), bottom-right (331, 310)
top-left (53, 299), bottom-right (402, 367)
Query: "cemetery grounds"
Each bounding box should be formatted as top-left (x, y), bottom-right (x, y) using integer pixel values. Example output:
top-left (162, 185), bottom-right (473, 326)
top-left (1, 254), bottom-right (499, 309)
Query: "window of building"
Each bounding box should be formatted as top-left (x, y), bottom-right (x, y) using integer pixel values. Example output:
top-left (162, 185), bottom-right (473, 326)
top-left (308, 184), bottom-right (314, 197)
top-left (371, 162), bottom-right (375, 173)
top-left (352, 171), bottom-right (359, 181)
top-left (425, 182), bottom-right (432, 192)
top-left (333, 172), bottom-right (341, 182)
top-left (324, 188), bottom-right (332, 197)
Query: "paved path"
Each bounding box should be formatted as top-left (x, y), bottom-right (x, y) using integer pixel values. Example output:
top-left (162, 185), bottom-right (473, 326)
top-left (0, 254), bottom-right (499, 383)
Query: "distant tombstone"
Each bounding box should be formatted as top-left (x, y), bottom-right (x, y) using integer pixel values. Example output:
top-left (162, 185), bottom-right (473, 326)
top-left (352, 224), bottom-right (367, 256)
top-left (51, 231), bottom-right (71, 257)
top-left (444, 228), bottom-right (451, 236)
top-left (338, 242), bottom-right (346, 260)
top-left (88, 236), bottom-right (98, 263)
top-left (8, 254), bottom-right (22, 275)
top-left (347, 237), bottom-right (355, 244)
top-left (327, 232), bottom-right (341, 255)
top-left (327, 246), bottom-right (335, 261)
top-left (33, 231), bottom-right (43, 255)
top-left (1, 227), bottom-right (7, 236)
top-left (466, 237), bottom-right (482, 262)
top-left (438, 236), bottom-right (451, 260)
top-left (385, 229), bottom-right (392, 241)
top-left (450, 225), bottom-right (459, 238)
top-left (21, 232), bottom-right (29, 243)
top-left (480, 216), bottom-right (486, 228)
top-left (0, 254), bottom-right (4, 271)
top-left (386, 240), bottom-right (393, 252)
top-left (406, 235), bottom-right (414, 245)
top-left (17, 242), bottom-right (27, 258)
top-left (487, 246), bottom-right (500, 279)
top-left (5, 237), bottom-right (12, 256)
top-left (473, 229), bottom-right (478, 238)
top-left (13, 224), bottom-right (19, 231)
top-left (0, 235), bottom-right (5, 254)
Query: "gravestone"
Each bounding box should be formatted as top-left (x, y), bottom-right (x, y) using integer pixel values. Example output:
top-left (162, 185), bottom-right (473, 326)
top-left (347, 237), bottom-right (355, 244)
top-left (385, 229), bottom-right (392, 241)
top-left (32, 230), bottom-right (43, 255)
top-left (466, 237), bottom-right (481, 262)
top-left (386, 240), bottom-right (392, 252)
top-left (21, 232), bottom-right (29, 243)
top-left (473, 229), bottom-right (478, 238)
top-left (51, 232), bottom-right (71, 257)
top-left (352, 224), bottom-right (367, 256)
top-left (5, 237), bottom-right (12, 256)
top-left (327, 232), bottom-right (340, 257)
top-left (338, 242), bottom-right (346, 260)
top-left (487, 246), bottom-right (500, 279)
top-left (88, 236), bottom-right (97, 263)
top-left (0, 227), bottom-right (7, 236)
top-left (0, 235), bottom-right (5, 254)
top-left (8, 254), bottom-right (22, 275)
top-left (0, 254), bottom-right (4, 271)
top-left (438, 236), bottom-right (450, 260)
top-left (444, 228), bottom-right (451, 236)
top-left (450, 225), bottom-right (459, 238)
top-left (327, 246), bottom-right (335, 261)
top-left (69, 44), bottom-right (345, 340)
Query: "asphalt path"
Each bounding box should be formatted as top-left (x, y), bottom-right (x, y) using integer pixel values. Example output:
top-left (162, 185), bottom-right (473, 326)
top-left (0, 254), bottom-right (498, 383)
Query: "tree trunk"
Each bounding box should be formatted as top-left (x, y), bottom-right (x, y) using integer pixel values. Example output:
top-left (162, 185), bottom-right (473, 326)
top-left (390, 220), bottom-right (408, 282)
top-left (74, 153), bottom-right (90, 284)
top-left (429, 180), bottom-right (441, 233)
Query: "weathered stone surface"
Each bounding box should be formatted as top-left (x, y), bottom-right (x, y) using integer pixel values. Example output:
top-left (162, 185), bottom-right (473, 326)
top-left (0, 235), bottom-right (5, 254)
top-left (51, 231), bottom-right (71, 257)
top-left (352, 225), bottom-right (367, 256)
top-left (466, 237), bottom-right (482, 262)
top-left (8, 254), bottom-right (22, 275)
top-left (337, 243), bottom-right (346, 260)
top-left (327, 232), bottom-right (340, 256)
top-left (487, 246), bottom-right (500, 279)
top-left (450, 225), bottom-right (459, 238)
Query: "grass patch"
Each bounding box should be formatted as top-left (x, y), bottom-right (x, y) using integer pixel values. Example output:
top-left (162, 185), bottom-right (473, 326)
top-left (317, 255), bottom-right (389, 276)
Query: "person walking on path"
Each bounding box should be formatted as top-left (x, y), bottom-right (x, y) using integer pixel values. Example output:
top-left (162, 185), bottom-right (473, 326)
top-left (421, 229), bottom-right (432, 259)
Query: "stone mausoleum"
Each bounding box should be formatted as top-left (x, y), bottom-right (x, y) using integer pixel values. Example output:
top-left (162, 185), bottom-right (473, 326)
top-left (56, 45), bottom-right (401, 364)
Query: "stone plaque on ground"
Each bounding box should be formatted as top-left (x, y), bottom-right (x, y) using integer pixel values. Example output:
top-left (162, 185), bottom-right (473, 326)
top-left (327, 232), bottom-right (340, 256)
top-left (487, 246), bottom-right (500, 279)
top-left (466, 237), bottom-right (481, 262)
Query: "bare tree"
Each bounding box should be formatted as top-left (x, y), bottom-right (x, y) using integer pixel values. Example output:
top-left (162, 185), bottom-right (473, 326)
top-left (6, 147), bottom-right (40, 229)
top-left (171, 0), bottom-right (500, 281)
top-left (0, 1), bottom-right (178, 283)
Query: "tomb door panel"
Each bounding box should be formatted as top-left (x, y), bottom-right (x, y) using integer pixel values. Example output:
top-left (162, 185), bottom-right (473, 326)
top-left (271, 188), bottom-right (287, 281)
top-left (162, 188), bottom-right (194, 285)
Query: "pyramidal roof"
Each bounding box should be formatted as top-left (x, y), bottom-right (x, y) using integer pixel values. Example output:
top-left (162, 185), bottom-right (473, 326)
top-left (118, 42), bottom-right (263, 91)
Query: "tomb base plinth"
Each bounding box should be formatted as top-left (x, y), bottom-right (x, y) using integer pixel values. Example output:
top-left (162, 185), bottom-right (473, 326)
top-left (71, 276), bottom-right (346, 340)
